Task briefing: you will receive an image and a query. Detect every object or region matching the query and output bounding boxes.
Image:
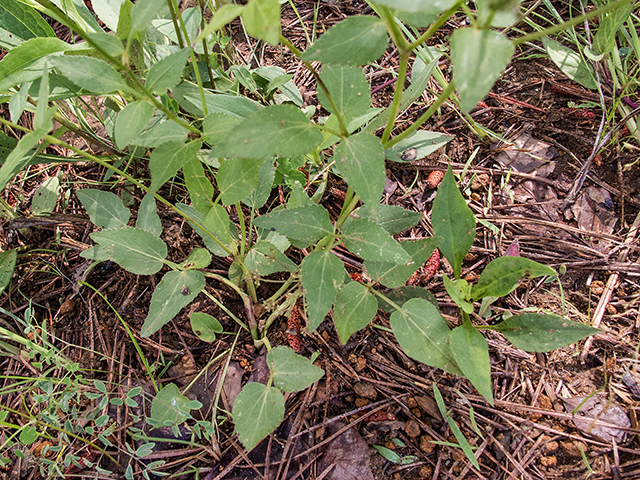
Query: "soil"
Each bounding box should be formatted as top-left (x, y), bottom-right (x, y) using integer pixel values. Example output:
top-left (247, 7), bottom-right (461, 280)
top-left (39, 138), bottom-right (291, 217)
top-left (1, 1), bottom-right (640, 479)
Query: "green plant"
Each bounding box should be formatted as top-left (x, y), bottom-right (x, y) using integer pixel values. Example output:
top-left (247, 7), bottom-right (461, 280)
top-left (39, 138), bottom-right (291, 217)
top-left (0, 0), bottom-right (616, 457)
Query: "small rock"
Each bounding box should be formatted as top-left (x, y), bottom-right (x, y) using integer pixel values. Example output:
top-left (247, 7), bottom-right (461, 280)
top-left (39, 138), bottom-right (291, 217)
top-left (539, 455), bottom-right (557, 467)
top-left (407, 397), bottom-right (418, 409)
top-left (543, 440), bottom-right (559, 452)
top-left (420, 435), bottom-right (436, 454)
top-left (471, 174), bottom-right (490, 191)
top-left (411, 407), bottom-right (422, 418)
top-left (355, 398), bottom-right (369, 408)
top-left (404, 419), bottom-right (421, 438)
top-left (419, 466), bottom-right (433, 477)
top-left (353, 382), bottom-right (377, 400)
top-left (560, 440), bottom-right (586, 457)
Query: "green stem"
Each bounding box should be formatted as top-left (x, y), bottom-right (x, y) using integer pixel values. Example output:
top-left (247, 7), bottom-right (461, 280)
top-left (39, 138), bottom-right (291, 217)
top-left (262, 288), bottom-right (303, 333)
top-left (408, 2), bottom-right (465, 50)
top-left (381, 50), bottom-right (410, 144)
top-left (166, 0), bottom-right (185, 48)
top-left (202, 272), bottom-right (257, 338)
top-left (201, 289), bottom-right (248, 331)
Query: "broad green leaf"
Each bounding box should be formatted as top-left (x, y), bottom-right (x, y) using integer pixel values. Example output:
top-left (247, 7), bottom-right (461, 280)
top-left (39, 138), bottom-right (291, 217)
top-left (115, 101), bottom-right (154, 149)
top-left (450, 320), bottom-right (493, 404)
top-left (471, 257), bottom-right (556, 300)
top-left (268, 346), bottom-right (324, 391)
top-left (132, 120), bottom-right (189, 147)
top-left (19, 426), bottom-right (38, 445)
top-left (242, 0), bottom-right (280, 46)
top-left (149, 140), bottom-right (202, 192)
top-left (494, 313), bottom-right (600, 352)
top-left (131, 0), bottom-right (165, 33)
top-left (451, 28), bottom-right (514, 112)
top-left (178, 204), bottom-right (229, 257)
top-left (50, 56), bottom-right (132, 95)
top-left (365, 237), bottom-right (441, 288)
top-left (146, 48), bottom-right (190, 94)
top-left (79, 245), bottom-right (111, 262)
top-left (190, 312), bottom-right (222, 342)
top-left (443, 276), bottom-right (474, 314)
top-left (77, 189), bottom-right (130, 228)
top-left (184, 157), bottom-right (214, 213)
top-left (0, 108), bottom-right (55, 190)
top-left (341, 218), bottom-right (411, 264)
top-left (202, 204), bottom-right (232, 245)
top-left (172, 81), bottom-right (260, 118)
top-left (233, 383), bottom-right (284, 451)
top-left (300, 16), bottom-right (388, 65)
top-left (8, 81), bottom-right (28, 122)
top-left (385, 130), bottom-right (453, 162)
top-left (92, 0), bottom-right (126, 32)
top-left (136, 193), bottom-right (162, 237)
top-left (333, 281), bottom-right (377, 344)
top-left (542, 37), bottom-right (597, 89)
top-left (594, 2), bottom-right (632, 55)
top-left (318, 64), bottom-right (371, 119)
top-left (212, 104), bottom-right (322, 159)
top-left (333, 132), bottom-right (384, 212)
top-left (181, 248), bottom-right (212, 269)
top-left (202, 113), bottom-right (242, 146)
top-left (0, 0), bottom-right (55, 42)
top-left (253, 205), bottom-right (333, 246)
top-left (0, 37), bottom-right (72, 92)
top-left (0, 250), bottom-right (17, 296)
top-left (244, 241), bottom-right (298, 276)
top-left (377, 285), bottom-right (437, 313)
top-left (51, 0), bottom-right (102, 33)
top-left (477, 0), bottom-right (522, 27)
top-left (432, 165), bottom-right (475, 279)
top-left (372, 0), bottom-right (459, 15)
top-left (216, 157), bottom-right (262, 205)
top-left (352, 205), bottom-right (423, 235)
top-left (320, 108), bottom-right (383, 150)
top-left (33, 59), bottom-right (49, 131)
top-left (193, 4), bottom-right (244, 44)
top-left (86, 32), bottom-right (125, 57)
top-left (90, 227), bottom-right (167, 275)
top-left (242, 157), bottom-right (276, 209)
top-left (32, 176), bottom-right (59, 215)
top-left (150, 383), bottom-right (191, 426)
top-left (390, 298), bottom-right (461, 375)
top-left (141, 269), bottom-right (205, 337)
top-left (153, 8), bottom-right (200, 47)
top-left (301, 250), bottom-right (346, 332)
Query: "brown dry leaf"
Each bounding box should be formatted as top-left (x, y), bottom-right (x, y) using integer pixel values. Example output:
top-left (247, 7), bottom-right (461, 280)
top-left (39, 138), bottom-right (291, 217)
top-left (571, 186), bottom-right (617, 252)
top-left (317, 422), bottom-right (375, 480)
top-left (221, 362), bottom-right (244, 412)
top-left (562, 394), bottom-right (631, 443)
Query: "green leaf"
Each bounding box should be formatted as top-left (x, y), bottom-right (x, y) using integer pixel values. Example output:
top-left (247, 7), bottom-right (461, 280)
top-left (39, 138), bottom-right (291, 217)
top-left (390, 298), bottom-right (461, 375)
top-left (53, 0), bottom-right (102, 33)
top-left (212, 104), bottom-right (322, 159)
top-left (90, 227), bottom-right (167, 275)
top-left (372, 0), bottom-right (459, 15)
top-left (318, 64), bottom-right (371, 118)
top-left (594, 2), bottom-right (632, 55)
top-left (233, 382), bottom-right (284, 451)
top-left (0, 0), bottom-right (55, 42)
top-left (86, 32), bottom-right (124, 57)
top-left (132, 120), bottom-right (189, 147)
top-left (302, 250), bottom-right (346, 332)
top-left (443, 276), bottom-right (474, 314)
top-left (376, 285), bottom-right (437, 313)
top-left (216, 157), bottom-right (262, 205)
top-left (131, 0), bottom-right (165, 33)
top-left (33, 59), bottom-right (49, 131)
top-left (149, 140), bottom-right (202, 192)
top-left (141, 269), bottom-right (205, 337)
top-left (244, 241), bottom-right (298, 276)
top-left (353, 205), bottom-right (423, 236)
top-left (333, 281), bottom-right (377, 344)
top-left (494, 313), bottom-right (600, 352)
top-left (542, 37), bottom-right (597, 89)
top-left (202, 113), bottom-right (242, 146)
top-left (77, 189), bottom-right (130, 229)
top-left (333, 133), bottom-right (384, 212)
top-left (136, 193), bottom-right (162, 237)
top-left (243, 158), bottom-right (276, 209)
top-left (253, 205), bottom-right (333, 246)
top-left (32, 176), bottom-right (59, 215)
top-left (190, 312), bottom-right (222, 342)
top-left (450, 320), bottom-right (493, 404)
top-left (184, 157), bottom-right (214, 213)
top-left (0, 37), bottom-right (72, 93)
top-left (202, 204), bottom-right (232, 245)
top-left (300, 16), bottom-right (388, 65)
top-left (146, 48), bottom-right (190, 94)
top-left (19, 426), bottom-right (38, 445)
top-left (373, 445), bottom-right (403, 464)
top-left (193, 4), bottom-right (244, 44)
top-left (451, 28), bottom-right (514, 112)
top-left (92, 0), bottom-right (126, 32)
top-left (242, 0), bottom-right (280, 46)
top-left (432, 165), bottom-right (475, 279)
top-left (341, 218), bottom-right (411, 264)
top-left (178, 203), bottom-right (229, 257)
top-left (181, 248), bottom-right (212, 269)
top-left (384, 130), bottom-right (453, 162)
top-left (50, 55), bottom-right (131, 95)
top-left (0, 250), bottom-right (17, 296)
top-left (365, 237), bottom-right (441, 288)
top-left (150, 383), bottom-right (191, 426)
top-left (471, 257), bottom-right (556, 300)
top-left (172, 82), bottom-right (260, 118)
top-left (477, 0), bottom-right (522, 27)
top-left (268, 346), bottom-right (324, 392)
top-left (115, 101), bottom-right (154, 149)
